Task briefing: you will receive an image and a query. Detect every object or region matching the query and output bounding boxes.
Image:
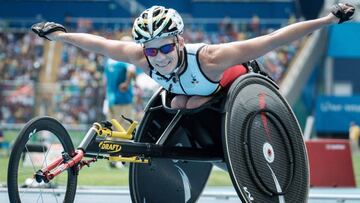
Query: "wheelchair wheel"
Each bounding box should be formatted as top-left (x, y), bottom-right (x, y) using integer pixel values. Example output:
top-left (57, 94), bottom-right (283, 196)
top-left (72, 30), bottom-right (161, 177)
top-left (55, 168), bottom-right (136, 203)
top-left (129, 90), bottom-right (212, 203)
top-left (7, 116), bottom-right (77, 203)
top-left (223, 74), bottom-right (309, 203)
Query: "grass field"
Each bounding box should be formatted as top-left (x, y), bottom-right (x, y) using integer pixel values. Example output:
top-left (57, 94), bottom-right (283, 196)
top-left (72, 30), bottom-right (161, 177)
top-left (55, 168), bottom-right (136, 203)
top-left (0, 155), bottom-right (232, 186)
top-left (1, 130), bottom-right (360, 187)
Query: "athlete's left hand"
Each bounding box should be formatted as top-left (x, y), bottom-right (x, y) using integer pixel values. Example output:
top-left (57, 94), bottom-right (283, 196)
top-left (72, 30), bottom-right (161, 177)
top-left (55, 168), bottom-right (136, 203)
top-left (331, 3), bottom-right (355, 24)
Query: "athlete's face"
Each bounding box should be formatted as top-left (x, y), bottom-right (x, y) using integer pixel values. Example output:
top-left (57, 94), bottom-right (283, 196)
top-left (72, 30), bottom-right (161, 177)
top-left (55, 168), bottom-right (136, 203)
top-left (143, 36), bottom-right (184, 75)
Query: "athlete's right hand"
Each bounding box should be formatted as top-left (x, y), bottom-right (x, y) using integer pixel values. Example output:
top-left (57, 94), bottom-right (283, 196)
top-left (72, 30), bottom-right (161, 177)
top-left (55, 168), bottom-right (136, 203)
top-left (31, 22), bottom-right (67, 41)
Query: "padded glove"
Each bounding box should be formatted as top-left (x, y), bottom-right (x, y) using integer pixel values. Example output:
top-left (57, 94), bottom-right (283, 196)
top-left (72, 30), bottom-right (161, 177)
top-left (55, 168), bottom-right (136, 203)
top-left (331, 3), bottom-right (355, 24)
top-left (31, 22), bottom-right (67, 40)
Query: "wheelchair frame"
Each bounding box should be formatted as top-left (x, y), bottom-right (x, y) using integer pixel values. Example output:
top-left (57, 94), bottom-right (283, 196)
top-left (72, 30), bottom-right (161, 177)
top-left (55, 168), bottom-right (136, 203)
top-left (33, 89), bottom-right (224, 183)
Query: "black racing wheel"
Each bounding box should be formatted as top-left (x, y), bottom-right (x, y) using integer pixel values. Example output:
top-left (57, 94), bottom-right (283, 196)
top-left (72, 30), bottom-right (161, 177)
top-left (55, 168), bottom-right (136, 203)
top-left (223, 73), bottom-right (309, 203)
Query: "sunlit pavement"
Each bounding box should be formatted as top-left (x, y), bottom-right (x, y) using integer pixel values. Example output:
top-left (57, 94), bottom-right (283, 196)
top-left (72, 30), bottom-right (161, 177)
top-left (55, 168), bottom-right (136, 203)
top-left (2, 186), bottom-right (360, 203)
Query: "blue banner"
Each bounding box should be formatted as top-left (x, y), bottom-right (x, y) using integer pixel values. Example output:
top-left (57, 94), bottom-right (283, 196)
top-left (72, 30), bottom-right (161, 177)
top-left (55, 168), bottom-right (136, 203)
top-left (328, 23), bottom-right (360, 58)
top-left (315, 96), bottom-right (360, 133)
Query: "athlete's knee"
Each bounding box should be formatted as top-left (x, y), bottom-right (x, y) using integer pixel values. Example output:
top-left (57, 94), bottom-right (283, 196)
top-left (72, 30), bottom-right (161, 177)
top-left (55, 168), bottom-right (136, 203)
top-left (186, 96), bottom-right (213, 109)
top-left (171, 95), bottom-right (188, 109)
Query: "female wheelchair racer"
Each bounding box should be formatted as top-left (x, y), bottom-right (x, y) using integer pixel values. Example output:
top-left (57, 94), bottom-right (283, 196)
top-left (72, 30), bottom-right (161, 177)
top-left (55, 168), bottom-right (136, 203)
top-left (8, 61), bottom-right (309, 203)
top-left (8, 3), bottom-right (355, 203)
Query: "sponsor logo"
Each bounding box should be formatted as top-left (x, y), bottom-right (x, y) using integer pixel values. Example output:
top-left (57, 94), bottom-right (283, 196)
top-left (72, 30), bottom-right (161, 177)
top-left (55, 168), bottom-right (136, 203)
top-left (99, 141), bottom-right (122, 153)
top-left (243, 187), bottom-right (254, 201)
top-left (175, 165), bottom-right (191, 202)
top-left (326, 144), bottom-right (346, 150)
top-left (191, 74), bottom-right (199, 84)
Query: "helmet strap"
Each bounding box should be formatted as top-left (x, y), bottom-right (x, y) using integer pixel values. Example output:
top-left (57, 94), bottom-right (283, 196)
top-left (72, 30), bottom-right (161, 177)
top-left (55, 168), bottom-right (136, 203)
top-left (171, 35), bottom-right (185, 83)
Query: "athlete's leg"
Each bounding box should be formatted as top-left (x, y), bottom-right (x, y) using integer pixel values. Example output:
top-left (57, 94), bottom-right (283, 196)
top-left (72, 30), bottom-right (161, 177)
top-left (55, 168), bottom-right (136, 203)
top-left (171, 95), bottom-right (189, 109)
top-left (186, 96), bottom-right (213, 109)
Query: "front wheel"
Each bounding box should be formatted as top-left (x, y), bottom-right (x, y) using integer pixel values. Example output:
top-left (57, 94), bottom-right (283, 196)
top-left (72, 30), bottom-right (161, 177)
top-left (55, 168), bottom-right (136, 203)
top-left (7, 116), bottom-right (77, 203)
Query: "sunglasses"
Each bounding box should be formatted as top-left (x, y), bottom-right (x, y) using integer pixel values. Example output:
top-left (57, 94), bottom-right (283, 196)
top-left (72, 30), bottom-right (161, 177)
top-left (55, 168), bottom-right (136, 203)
top-left (144, 43), bottom-right (176, 57)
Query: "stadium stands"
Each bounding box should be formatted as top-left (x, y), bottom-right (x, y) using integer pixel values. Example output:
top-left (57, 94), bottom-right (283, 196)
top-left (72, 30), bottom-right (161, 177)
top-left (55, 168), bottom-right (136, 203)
top-left (0, 1), bottom-right (303, 125)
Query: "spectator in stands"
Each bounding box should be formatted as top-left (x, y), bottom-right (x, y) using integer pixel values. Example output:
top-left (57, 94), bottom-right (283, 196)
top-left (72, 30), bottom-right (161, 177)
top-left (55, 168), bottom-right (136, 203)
top-left (32, 3), bottom-right (355, 109)
top-left (247, 14), bottom-right (261, 37)
top-left (219, 17), bottom-right (238, 42)
top-left (349, 121), bottom-right (360, 153)
top-left (104, 36), bottom-right (136, 127)
top-left (0, 129), bottom-right (4, 149)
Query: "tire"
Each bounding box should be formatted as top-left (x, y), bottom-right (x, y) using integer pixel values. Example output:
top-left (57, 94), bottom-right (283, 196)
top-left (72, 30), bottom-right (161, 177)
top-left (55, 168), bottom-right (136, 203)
top-left (223, 74), bottom-right (309, 203)
top-left (7, 116), bottom-right (77, 203)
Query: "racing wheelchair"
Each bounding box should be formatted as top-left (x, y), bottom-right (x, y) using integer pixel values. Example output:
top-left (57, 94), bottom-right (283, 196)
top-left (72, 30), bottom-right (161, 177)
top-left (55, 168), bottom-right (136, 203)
top-left (7, 61), bottom-right (309, 203)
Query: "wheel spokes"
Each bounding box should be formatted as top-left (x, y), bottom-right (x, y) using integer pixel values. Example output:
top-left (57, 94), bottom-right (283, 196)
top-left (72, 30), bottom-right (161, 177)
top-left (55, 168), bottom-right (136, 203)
top-left (18, 131), bottom-right (66, 203)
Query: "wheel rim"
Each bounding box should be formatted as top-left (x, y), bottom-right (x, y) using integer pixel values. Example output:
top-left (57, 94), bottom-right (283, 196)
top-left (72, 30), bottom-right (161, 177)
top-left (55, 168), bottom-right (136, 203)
top-left (8, 118), bottom-right (77, 203)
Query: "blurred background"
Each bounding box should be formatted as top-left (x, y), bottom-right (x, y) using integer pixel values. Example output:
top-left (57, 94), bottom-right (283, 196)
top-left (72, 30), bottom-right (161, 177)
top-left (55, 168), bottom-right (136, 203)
top-left (1, 0), bottom-right (360, 196)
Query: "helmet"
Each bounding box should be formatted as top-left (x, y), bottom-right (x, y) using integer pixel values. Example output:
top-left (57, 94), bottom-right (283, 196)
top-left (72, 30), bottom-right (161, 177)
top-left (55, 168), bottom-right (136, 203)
top-left (132, 6), bottom-right (184, 43)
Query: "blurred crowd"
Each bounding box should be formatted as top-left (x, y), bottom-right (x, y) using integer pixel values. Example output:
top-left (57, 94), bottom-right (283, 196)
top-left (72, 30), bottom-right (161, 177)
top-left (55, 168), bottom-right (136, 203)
top-left (0, 16), bottom-right (303, 125)
top-left (54, 43), bottom-right (105, 124)
top-left (0, 32), bottom-right (43, 123)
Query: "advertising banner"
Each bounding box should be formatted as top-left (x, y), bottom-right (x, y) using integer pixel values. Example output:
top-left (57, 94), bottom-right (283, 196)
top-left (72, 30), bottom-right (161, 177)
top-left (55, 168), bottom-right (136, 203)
top-left (315, 96), bottom-right (360, 133)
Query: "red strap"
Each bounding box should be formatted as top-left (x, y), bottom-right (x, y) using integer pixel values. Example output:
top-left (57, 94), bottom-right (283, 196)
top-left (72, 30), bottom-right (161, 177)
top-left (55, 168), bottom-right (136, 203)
top-left (220, 65), bottom-right (248, 88)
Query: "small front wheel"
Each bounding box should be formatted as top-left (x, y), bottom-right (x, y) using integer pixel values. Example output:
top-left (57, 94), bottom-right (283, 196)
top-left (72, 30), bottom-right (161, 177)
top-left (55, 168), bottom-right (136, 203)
top-left (7, 116), bottom-right (77, 203)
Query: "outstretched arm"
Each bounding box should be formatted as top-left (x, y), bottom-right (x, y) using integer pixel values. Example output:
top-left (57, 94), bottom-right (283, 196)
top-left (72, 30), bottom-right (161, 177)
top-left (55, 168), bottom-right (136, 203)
top-left (32, 23), bottom-right (145, 67)
top-left (51, 32), bottom-right (142, 63)
top-left (202, 3), bottom-right (355, 79)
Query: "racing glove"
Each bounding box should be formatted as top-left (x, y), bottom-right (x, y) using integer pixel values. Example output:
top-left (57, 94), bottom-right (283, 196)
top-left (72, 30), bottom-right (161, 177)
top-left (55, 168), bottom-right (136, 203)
top-left (331, 3), bottom-right (355, 24)
top-left (31, 22), bottom-right (67, 40)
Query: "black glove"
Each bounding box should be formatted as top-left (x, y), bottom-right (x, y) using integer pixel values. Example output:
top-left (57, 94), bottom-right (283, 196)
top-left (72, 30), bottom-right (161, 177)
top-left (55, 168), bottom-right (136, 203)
top-left (31, 22), bottom-right (67, 40)
top-left (331, 3), bottom-right (355, 24)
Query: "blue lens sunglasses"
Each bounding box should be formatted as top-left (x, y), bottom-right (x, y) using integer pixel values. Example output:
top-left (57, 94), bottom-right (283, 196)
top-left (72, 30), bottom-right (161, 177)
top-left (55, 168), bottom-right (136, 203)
top-left (144, 43), bottom-right (176, 57)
